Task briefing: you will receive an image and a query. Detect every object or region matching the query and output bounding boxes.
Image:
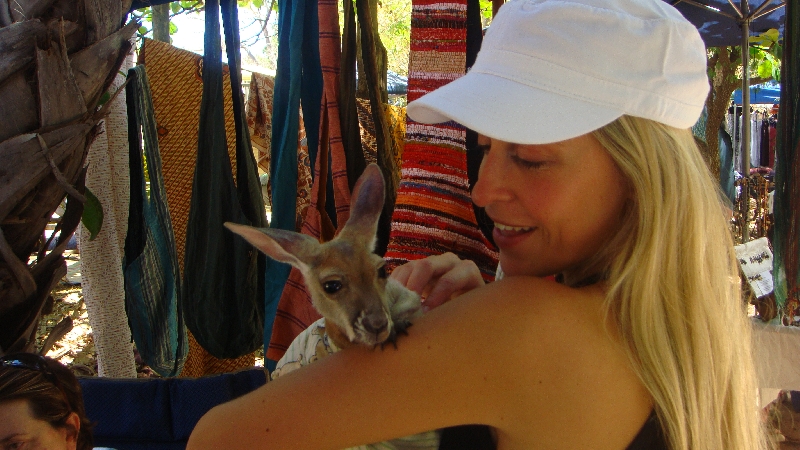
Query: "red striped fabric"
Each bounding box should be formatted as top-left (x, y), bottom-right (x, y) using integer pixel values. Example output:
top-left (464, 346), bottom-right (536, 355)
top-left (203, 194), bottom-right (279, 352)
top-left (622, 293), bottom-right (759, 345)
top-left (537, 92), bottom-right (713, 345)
top-left (384, 0), bottom-right (499, 281)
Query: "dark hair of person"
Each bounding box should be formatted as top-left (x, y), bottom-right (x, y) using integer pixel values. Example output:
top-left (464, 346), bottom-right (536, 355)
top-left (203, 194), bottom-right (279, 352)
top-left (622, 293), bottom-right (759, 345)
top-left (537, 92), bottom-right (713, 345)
top-left (0, 354), bottom-right (93, 450)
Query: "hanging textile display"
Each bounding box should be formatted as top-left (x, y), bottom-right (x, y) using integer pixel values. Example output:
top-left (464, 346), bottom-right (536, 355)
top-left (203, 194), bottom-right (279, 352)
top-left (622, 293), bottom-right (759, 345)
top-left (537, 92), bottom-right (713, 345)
top-left (773, 0), bottom-right (799, 318)
top-left (246, 73), bottom-right (276, 175)
top-left (140, 40), bottom-right (256, 376)
top-left (182, 0), bottom-right (268, 360)
top-left (265, 0), bottom-right (352, 364)
top-left (384, 0), bottom-right (499, 280)
top-left (122, 65), bottom-right (187, 378)
top-left (244, 74), bottom-right (314, 230)
top-left (78, 49), bottom-right (137, 378)
top-left (261, 0), bottom-right (324, 367)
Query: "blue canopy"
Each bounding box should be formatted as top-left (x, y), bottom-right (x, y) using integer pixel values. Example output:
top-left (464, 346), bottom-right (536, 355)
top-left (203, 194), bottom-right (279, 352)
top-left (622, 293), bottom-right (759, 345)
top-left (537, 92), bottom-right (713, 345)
top-left (668, 0), bottom-right (785, 47)
top-left (732, 83), bottom-right (781, 104)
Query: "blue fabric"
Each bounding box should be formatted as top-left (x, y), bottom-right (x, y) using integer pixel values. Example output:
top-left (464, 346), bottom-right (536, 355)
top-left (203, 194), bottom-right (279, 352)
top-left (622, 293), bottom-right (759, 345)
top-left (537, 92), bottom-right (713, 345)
top-left (719, 125), bottom-right (735, 204)
top-left (263, 0), bottom-right (323, 365)
top-left (80, 369), bottom-right (267, 450)
top-left (123, 66), bottom-right (187, 377)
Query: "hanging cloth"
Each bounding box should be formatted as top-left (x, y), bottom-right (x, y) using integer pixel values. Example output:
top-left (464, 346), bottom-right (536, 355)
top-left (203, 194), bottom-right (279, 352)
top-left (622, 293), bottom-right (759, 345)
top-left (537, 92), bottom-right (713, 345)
top-left (384, 0), bottom-right (499, 280)
top-left (182, 0), bottom-right (268, 359)
top-left (123, 65), bottom-right (187, 377)
top-left (773, 0), bottom-right (800, 313)
top-left (79, 51), bottom-right (138, 378)
top-left (265, 0), bottom-right (352, 364)
top-left (261, 0), bottom-right (324, 367)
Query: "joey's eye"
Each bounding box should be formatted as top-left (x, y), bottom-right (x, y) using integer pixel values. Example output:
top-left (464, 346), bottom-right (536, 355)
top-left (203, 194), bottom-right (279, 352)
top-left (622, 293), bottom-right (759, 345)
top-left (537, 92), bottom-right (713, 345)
top-left (322, 280), bottom-right (343, 294)
top-left (377, 265), bottom-right (388, 279)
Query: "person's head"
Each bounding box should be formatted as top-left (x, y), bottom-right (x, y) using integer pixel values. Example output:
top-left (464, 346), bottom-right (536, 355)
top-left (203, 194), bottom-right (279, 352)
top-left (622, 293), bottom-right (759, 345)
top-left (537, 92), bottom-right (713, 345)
top-left (0, 354), bottom-right (93, 450)
top-left (407, 0), bottom-right (767, 448)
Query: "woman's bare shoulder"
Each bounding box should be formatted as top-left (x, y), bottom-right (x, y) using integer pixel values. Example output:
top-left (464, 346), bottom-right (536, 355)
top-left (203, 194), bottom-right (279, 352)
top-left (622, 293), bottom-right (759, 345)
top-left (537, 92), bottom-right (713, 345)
top-left (437, 276), bottom-right (654, 448)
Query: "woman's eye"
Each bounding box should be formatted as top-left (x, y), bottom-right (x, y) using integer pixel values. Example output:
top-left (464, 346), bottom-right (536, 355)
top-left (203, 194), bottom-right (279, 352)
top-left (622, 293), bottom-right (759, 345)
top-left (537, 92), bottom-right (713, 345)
top-left (511, 154), bottom-right (546, 169)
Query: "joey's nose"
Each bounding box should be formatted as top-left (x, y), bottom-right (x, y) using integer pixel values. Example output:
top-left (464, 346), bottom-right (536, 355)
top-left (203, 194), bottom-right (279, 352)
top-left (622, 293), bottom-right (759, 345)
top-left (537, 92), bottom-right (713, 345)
top-left (363, 315), bottom-right (388, 336)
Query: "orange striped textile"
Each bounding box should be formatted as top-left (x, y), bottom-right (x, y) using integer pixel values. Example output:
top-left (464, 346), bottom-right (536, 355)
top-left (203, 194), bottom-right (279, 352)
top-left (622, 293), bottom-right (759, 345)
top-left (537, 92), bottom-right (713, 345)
top-left (384, 0), bottom-right (499, 280)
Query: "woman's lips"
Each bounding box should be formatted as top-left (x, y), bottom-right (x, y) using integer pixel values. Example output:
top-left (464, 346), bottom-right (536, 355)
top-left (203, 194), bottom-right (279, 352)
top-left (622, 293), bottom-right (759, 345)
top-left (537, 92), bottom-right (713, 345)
top-left (493, 222), bottom-right (535, 246)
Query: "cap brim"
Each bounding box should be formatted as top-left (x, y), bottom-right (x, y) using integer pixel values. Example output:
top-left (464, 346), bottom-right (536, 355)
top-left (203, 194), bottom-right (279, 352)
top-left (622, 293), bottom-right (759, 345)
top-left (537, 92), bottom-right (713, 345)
top-left (407, 72), bottom-right (624, 145)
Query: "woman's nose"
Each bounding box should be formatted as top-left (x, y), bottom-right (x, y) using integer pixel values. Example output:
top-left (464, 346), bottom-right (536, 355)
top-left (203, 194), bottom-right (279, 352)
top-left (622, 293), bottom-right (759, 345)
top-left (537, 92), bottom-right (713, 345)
top-left (471, 147), bottom-right (513, 207)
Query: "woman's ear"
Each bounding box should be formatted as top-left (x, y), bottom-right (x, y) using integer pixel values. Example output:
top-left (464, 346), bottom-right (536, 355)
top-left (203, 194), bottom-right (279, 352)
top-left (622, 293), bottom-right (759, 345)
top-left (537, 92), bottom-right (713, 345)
top-left (64, 412), bottom-right (81, 450)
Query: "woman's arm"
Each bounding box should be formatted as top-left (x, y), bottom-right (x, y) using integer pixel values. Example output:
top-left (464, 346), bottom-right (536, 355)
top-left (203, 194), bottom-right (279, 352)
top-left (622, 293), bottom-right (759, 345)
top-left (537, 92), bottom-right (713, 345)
top-left (187, 276), bottom-right (651, 450)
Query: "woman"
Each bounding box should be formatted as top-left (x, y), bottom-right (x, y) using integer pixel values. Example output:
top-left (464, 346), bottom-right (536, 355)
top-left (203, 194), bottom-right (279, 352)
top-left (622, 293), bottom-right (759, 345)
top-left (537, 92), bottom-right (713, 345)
top-left (0, 353), bottom-right (94, 450)
top-left (188, 0), bottom-right (768, 448)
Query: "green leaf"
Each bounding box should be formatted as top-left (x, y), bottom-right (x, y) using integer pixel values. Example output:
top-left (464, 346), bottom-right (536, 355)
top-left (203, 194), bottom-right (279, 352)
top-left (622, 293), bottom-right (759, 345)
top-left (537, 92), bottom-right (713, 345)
top-left (253, 0), bottom-right (263, 8)
top-left (757, 60), bottom-right (773, 79)
top-left (81, 188), bottom-right (103, 241)
top-left (97, 91), bottom-right (112, 107)
top-left (138, 25), bottom-right (148, 35)
top-left (169, 22), bottom-right (178, 34)
top-left (171, 2), bottom-right (180, 13)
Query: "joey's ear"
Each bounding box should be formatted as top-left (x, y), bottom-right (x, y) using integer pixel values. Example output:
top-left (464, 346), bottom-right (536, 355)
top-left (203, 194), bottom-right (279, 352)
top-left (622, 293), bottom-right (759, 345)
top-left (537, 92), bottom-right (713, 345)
top-left (342, 164), bottom-right (385, 246)
top-left (224, 222), bottom-right (319, 269)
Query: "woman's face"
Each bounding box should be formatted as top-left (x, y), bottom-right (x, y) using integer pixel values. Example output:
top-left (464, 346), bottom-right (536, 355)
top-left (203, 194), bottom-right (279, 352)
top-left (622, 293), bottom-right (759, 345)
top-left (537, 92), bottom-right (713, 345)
top-left (0, 399), bottom-right (77, 450)
top-left (471, 133), bottom-right (629, 279)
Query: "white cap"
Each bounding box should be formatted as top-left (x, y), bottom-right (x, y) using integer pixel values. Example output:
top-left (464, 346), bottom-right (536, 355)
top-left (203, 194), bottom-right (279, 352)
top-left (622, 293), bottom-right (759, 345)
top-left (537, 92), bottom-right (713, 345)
top-left (406, 0), bottom-right (710, 144)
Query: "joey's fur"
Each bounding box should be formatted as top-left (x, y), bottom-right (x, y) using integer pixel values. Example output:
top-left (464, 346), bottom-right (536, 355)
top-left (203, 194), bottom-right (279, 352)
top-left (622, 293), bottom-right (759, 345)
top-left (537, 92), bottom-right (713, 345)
top-left (225, 164), bottom-right (421, 350)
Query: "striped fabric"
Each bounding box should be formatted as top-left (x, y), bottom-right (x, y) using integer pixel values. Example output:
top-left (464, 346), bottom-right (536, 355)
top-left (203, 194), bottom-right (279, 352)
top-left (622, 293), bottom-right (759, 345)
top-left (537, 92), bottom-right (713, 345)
top-left (265, 0), bottom-right (352, 362)
top-left (385, 0), bottom-right (498, 280)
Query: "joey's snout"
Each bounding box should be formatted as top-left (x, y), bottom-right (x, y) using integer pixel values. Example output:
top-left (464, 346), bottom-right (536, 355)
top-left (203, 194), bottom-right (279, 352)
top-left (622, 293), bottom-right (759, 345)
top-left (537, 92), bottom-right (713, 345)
top-left (354, 309), bottom-right (393, 345)
top-left (362, 314), bottom-right (389, 336)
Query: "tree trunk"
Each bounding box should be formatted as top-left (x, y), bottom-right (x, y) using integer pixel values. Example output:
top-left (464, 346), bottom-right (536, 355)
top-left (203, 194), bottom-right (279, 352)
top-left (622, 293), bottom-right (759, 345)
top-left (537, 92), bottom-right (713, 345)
top-left (704, 46), bottom-right (774, 182)
top-left (152, 3), bottom-right (170, 43)
top-left (0, 0), bottom-right (137, 355)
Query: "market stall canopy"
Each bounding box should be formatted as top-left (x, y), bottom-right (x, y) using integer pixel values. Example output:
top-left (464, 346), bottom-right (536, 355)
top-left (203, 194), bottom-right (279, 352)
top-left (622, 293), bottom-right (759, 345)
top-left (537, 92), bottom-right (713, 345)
top-left (733, 82), bottom-right (781, 104)
top-left (668, 0), bottom-right (786, 47)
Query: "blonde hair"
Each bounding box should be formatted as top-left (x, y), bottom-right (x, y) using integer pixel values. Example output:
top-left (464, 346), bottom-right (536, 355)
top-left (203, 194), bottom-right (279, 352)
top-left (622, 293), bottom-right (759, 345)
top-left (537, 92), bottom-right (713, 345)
top-left (590, 115), bottom-right (769, 450)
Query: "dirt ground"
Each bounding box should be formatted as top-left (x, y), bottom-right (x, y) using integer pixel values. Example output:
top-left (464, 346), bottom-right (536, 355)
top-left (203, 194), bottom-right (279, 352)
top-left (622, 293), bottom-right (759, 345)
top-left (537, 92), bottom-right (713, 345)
top-left (35, 251), bottom-right (264, 378)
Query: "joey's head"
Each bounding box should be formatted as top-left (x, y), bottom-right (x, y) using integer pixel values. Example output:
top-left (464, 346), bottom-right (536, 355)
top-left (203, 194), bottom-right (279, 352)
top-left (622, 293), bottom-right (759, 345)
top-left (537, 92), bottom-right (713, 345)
top-left (224, 164), bottom-right (392, 348)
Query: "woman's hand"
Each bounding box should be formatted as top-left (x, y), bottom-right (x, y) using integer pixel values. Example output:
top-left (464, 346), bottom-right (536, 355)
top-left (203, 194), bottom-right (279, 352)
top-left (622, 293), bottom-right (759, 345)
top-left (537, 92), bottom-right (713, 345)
top-left (390, 253), bottom-right (484, 311)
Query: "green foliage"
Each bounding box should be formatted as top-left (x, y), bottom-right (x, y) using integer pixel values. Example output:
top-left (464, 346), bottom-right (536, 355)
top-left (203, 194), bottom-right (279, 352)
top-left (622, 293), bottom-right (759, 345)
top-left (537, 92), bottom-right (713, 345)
top-left (377, 0), bottom-right (411, 77)
top-left (478, 0), bottom-right (492, 22)
top-left (81, 188), bottom-right (103, 241)
top-left (131, 1), bottom-right (204, 37)
top-left (707, 29), bottom-right (782, 85)
top-left (749, 29), bottom-right (782, 81)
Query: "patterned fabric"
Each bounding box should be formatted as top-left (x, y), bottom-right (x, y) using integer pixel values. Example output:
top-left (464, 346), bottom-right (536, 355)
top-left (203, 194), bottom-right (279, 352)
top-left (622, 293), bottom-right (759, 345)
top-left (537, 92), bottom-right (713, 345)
top-left (265, 0), bottom-right (352, 362)
top-left (78, 48), bottom-right (138, 378)
top-left (141, 38), bottom-right (256, 377)
top-left (384, 1), bottom-right (498, 280)
top-left (244, 72), bottom-right (313, 230)
top-left (245, 73), bottom-right (275, 174)
top-left (272, 318), bottom-right (441, 450)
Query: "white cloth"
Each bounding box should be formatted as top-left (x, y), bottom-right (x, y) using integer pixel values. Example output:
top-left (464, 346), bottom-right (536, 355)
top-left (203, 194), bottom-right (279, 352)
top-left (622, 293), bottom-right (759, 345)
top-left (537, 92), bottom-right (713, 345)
top-left (77, 48), bottom-right (137, 378)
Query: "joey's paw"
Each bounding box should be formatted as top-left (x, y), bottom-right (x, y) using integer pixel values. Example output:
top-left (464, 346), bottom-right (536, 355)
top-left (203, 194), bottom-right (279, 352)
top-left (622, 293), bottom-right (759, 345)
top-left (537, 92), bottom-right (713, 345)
top-left (394, 319), bottom-right (413, 336)
top-left (379, 320), bottom-right (413, 351)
